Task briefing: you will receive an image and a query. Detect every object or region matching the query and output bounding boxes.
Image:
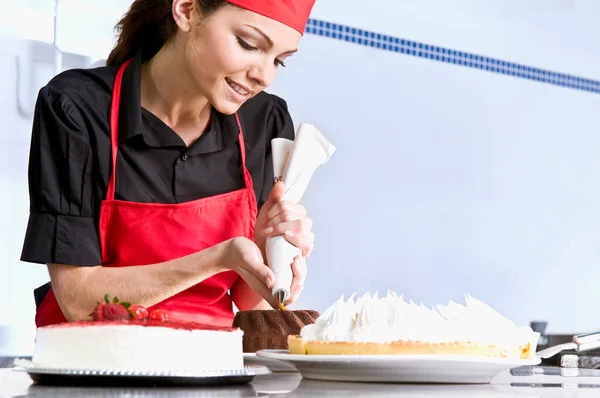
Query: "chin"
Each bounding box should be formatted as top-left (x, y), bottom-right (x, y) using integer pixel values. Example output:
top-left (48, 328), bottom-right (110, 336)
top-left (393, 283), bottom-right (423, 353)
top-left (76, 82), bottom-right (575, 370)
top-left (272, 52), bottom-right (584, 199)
top-left (211, 99), bottom-right (243, 115)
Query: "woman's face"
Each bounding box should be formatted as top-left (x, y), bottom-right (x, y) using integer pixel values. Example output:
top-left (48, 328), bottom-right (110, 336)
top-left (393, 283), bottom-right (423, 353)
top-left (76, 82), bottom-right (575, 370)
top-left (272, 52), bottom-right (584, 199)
top-left (173, 1), bottom-right (302, 114)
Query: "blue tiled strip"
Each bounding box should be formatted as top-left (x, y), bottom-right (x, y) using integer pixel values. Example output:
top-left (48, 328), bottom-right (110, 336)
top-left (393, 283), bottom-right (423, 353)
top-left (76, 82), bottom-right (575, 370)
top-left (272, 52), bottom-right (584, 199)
top-left (305, 19), bottom-right (600, 94)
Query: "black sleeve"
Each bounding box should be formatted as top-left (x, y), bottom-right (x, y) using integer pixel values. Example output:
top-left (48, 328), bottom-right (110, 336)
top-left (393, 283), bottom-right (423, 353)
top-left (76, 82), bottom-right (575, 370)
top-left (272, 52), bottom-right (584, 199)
top-left (20, 85), bottom-right (101, 266)
top-left (258, 96), bottom-right (296, 209)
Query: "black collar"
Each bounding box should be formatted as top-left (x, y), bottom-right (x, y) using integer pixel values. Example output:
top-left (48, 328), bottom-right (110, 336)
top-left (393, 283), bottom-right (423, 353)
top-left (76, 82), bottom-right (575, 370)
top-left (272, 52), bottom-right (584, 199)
top-left (116, 50), bottom-right (239, 155)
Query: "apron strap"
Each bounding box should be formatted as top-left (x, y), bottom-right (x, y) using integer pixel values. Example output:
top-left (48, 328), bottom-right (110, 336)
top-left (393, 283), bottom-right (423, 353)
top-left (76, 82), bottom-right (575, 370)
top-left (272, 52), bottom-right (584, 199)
top-left (106, 59), bottom-right (132, 201)
top-left (106, 59), bottom-right (253, 200)
top-left (234, 113), bottom-right (253, 190)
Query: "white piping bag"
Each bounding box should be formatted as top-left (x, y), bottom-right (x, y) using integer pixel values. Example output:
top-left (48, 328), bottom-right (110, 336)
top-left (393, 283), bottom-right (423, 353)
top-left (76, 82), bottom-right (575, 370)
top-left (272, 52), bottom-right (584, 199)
top-left (266, 123), bottom-right (336, 304)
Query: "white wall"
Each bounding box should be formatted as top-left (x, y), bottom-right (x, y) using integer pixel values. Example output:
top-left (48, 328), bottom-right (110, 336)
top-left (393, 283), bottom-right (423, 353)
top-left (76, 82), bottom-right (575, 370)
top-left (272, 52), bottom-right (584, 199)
top-left (1, 0), bottom-right (599, 355)
top-left (273, 0), bottom-right (600, 334)
top-left (0, 38), bottom-right (49, 354)
top-left (0, 37), bottom-right (91, 354)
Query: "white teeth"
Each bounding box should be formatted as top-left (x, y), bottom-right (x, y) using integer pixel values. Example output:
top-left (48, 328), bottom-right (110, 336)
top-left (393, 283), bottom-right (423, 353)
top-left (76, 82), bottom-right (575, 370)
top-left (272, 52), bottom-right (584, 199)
top-left (227, 79), bottom-right (249, 96)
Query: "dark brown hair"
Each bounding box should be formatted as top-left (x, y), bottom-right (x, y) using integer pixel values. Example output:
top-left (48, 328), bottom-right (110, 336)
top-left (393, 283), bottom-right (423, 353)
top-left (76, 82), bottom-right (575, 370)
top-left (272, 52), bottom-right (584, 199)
top-left (106, 0), bottom-right (226, 66)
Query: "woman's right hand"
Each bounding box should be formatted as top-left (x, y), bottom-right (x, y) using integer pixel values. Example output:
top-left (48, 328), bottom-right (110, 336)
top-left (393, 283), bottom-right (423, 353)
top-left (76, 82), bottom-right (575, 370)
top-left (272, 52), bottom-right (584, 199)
top-left (222, 237), bottom-right (276, 306)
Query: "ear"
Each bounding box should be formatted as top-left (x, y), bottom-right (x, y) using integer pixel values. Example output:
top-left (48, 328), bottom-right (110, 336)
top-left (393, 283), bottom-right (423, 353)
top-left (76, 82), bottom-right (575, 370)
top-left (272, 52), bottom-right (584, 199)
top-left (172, 0), bottom-right (196, 33)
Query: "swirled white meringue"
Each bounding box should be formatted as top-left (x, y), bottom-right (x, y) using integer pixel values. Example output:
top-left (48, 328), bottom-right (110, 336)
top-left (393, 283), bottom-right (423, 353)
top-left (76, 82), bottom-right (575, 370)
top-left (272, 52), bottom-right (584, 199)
top-left (300, 291), bottom-right (539, 349)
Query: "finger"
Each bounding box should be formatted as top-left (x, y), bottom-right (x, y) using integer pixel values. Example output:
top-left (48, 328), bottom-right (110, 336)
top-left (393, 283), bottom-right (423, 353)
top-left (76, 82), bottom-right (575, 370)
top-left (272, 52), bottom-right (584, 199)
top-left (240, 258), bottom-right (275, 289)
top-left (292, 256), bottom-right (306, 286)
top-left (285, 257), bottom-right (306, 305)
top-left (262, 217), bottom-right (313, 238)
top-left (283, 230), bottom-right (314, 257)
top-left (261, 217), bottom-right (312, 239)
top-left (265, 181), bottom-right (285, 207)
top-left (285, 281), bottom-right (304, 306)
top-left (288, 229), bottom-right (314, 244)
top-left (237, 268), bottom-right (278, 309)
top-left (268, 210), bottom-right (312, 229)
top-left (267, 200), bottom-right (307, 221)
top-left (285, 285), bottom-right (302, 306)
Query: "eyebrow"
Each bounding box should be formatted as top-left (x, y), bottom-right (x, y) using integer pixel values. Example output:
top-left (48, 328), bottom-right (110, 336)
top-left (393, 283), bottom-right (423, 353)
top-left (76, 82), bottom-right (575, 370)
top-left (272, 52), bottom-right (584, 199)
top-left (244, 24), bottom-right (298, 55)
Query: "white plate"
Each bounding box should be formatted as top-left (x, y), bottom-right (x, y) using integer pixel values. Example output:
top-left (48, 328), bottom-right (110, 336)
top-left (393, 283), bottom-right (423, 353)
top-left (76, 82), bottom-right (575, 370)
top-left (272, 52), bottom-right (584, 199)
top-left (244, 353), bottom-right (298, 372)
top-left (256, 349), bottom-right (541, 384)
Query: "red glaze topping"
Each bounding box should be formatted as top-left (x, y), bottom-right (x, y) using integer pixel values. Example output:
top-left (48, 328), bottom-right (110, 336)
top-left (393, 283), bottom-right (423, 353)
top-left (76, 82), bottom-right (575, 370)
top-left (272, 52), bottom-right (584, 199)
top-left (55, 294), bottom-right (238, 332)
top-left (45, 320), bottom-right (238, 332)
top-left (148, 309), bottom-right (169, 322)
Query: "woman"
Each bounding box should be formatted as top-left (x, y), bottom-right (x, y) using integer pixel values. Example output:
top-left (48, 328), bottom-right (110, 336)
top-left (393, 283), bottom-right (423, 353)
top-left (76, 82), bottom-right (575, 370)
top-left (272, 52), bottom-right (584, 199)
top-left (21, 0), bottom-right (317, 328)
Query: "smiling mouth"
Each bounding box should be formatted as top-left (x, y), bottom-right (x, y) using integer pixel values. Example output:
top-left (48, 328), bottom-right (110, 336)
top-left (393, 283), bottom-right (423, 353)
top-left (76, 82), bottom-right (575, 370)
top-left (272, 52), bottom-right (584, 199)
top-left (226, 78), bottom-right (250, 96)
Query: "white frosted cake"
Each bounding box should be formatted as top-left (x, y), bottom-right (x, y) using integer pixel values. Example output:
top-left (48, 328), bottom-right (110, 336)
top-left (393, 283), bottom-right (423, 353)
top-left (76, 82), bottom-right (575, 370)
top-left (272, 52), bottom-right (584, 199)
top-left (33, 320), bottom-right (243, 372)
top-left (32, 297), bottom-right (244, 372)
top-left (288, 292), bottom-right (539, 359)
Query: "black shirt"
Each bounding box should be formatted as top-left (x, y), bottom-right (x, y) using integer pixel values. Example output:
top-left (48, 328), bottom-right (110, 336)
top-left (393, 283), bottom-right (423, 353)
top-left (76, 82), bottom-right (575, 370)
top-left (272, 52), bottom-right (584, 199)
top-left (20, 51), bottom-right (295, 267)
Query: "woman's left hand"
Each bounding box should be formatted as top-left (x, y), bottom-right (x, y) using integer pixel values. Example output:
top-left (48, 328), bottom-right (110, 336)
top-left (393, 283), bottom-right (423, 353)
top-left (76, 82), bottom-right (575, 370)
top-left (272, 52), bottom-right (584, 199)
top-left (254, 181), bottom-right (314, 304)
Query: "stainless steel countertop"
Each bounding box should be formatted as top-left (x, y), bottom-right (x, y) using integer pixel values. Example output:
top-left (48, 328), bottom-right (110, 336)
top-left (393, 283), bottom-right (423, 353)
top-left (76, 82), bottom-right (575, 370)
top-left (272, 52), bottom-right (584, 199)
top-left (3, 368), bottom-right (600, 398)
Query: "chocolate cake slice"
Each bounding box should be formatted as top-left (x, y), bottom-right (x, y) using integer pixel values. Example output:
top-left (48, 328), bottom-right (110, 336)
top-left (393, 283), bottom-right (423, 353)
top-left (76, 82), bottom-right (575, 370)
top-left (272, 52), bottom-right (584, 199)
top-left (232, 310), bottom-right (319, 352)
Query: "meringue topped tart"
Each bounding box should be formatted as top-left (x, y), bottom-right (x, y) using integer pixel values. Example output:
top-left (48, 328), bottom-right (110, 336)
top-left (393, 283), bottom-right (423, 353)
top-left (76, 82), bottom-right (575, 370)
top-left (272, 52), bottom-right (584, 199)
top-left (32, 295), bottom-right (244, 372)
top-left (288, 292), bottom-right (539, 359)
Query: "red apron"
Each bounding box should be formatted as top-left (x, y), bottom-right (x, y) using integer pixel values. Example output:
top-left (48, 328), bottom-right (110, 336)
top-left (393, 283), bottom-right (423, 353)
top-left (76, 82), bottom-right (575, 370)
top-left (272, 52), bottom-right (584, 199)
top-left (35, 59), bottom-right (257, 328)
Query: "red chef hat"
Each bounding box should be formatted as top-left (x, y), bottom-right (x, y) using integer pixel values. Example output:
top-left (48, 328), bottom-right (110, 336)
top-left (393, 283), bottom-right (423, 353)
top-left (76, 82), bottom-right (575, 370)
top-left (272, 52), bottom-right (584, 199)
top-left (225, 0), bottom-right (316, 34)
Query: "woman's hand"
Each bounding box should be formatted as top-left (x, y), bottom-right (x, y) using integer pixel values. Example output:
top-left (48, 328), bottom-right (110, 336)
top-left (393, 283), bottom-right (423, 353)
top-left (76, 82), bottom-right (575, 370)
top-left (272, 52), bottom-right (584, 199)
top-left (254, 181), bottom-right (314, 305)
top-left (285, 255), bottom-right (307, 306)
top-left (222, 237), bottom-right (277, 308)
top-left (255, 182), bottom-right (315, 257)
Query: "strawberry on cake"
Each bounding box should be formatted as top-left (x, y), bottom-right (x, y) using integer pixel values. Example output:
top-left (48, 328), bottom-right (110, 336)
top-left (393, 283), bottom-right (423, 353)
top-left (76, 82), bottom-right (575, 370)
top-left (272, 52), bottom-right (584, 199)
top-left (32, 295), bottom-right (244, 372)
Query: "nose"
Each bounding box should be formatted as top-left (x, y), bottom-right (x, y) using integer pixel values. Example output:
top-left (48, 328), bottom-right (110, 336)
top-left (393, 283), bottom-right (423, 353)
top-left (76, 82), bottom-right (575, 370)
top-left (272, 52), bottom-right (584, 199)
top-left (247, 61), bottom-right (277, 88)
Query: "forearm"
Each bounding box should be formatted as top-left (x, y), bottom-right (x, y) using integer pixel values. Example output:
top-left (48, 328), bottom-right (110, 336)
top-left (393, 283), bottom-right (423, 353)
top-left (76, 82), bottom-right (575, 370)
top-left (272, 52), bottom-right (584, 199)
top-left (49, 243), bottom-right (228, 321)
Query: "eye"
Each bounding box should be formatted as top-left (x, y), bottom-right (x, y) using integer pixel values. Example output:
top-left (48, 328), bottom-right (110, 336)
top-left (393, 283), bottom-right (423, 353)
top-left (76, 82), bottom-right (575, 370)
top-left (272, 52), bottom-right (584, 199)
top-left (236, 36), bottom-right (257, 51)
top-left (237, 35), bottom-right (287, 67)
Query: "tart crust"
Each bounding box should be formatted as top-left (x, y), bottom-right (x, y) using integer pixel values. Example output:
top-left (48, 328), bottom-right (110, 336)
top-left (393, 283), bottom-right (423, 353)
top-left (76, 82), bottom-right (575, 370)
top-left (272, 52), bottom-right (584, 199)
top-left (287, 335), bottom-right (536, 359)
